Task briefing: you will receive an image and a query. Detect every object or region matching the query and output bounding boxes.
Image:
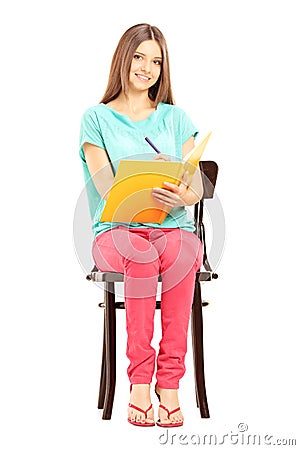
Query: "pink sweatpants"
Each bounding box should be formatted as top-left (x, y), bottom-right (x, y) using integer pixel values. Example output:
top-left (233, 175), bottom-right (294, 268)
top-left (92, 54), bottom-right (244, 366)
top-left (92, 226), bottom-right (203, 389)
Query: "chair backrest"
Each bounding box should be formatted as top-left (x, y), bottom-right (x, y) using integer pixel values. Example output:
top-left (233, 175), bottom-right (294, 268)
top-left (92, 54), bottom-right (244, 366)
top-left (194, 160), bottom-right (219, 272)
top-left (199, 161), bottom-right (218, 199)
top-left (194, 161), bottom-right (218, 228)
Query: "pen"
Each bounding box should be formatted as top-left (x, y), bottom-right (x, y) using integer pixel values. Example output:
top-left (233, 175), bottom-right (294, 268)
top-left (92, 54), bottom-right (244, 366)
top-left (144, 136), bottom-right (161, 154)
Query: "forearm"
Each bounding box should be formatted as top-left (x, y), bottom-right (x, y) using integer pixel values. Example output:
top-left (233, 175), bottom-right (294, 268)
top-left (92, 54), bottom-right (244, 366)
top-left (182, 167), bottom-right (203, 206)
top-left (182, 185), bottom-right (202, 206)
top-left (91, 165), bottom-right (114, 199)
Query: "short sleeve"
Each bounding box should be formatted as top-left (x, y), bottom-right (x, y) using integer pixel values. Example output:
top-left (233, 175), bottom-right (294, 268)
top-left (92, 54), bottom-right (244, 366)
top-left (79, 108), bottom-right (105, 161)
top-left (175, 106), bottom-right (199, 145)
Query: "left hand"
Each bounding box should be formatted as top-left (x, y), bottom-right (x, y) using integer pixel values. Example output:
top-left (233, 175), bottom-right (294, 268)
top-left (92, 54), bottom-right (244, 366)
top-left (152, 172), bottom-right (189, 208)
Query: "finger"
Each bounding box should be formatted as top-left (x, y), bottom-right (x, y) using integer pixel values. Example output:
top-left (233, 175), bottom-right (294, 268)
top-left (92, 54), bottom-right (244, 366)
top-left (162, 181), bottom-right (179, 193)
top-left (152, 188), bottom-right (177, 200)
top-left (153, 197), bottom-right (176, 207)
top-left (152, 191), bottom-right (177, 207)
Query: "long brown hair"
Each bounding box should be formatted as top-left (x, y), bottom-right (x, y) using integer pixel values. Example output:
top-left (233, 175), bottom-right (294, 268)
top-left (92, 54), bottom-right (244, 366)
top-left (100, 23), bottom-right (175, 105)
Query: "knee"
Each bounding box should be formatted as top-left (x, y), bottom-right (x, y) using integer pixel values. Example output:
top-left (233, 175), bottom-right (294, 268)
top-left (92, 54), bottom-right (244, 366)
top-left (125, 243), bottom-right (159, 266)
top-left (123, 238), bottom-right (160, 277)
top-left (125, 254), bottom-right (160, 278)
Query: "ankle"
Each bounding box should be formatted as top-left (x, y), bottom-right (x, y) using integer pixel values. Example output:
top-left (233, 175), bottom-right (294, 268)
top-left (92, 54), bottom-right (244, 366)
top-left (130, 384), bottom-right (152, 405)
top-left (131, 383), bottom-right (151, 394)
top-left (156, 387), bottom-right (180, 407)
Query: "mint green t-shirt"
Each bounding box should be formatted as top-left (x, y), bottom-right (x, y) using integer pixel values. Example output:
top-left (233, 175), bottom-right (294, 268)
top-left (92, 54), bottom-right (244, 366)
top-left (79, 102), bottom-right (199, 237)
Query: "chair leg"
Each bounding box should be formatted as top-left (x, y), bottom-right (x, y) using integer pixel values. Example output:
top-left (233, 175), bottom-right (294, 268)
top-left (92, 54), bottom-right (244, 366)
top-left (98, 314), bottom-right (106, 409)
top-left (102, 282), bottom-right (117, 420)
top-left (191, 281), bottom-right (210, 418)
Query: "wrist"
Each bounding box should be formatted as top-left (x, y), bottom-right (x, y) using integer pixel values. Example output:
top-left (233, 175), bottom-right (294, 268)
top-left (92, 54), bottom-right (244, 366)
top-left (182, 188), bottom-right (200, 206)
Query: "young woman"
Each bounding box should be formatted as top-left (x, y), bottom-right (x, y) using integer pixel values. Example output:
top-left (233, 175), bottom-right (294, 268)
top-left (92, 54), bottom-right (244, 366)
top-left (79, 23), bottom-right (203, 427)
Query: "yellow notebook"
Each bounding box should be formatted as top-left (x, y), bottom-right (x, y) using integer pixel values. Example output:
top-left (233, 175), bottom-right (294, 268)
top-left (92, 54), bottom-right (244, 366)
top-left (100, 132), bottom-right (212, 224)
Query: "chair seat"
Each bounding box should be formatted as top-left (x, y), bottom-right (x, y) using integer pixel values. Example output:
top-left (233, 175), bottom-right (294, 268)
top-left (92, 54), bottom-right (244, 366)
top-left (88, 270), bottom-right (218, 283)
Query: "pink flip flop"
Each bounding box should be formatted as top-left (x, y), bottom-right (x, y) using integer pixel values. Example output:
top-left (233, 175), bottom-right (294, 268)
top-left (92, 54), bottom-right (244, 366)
top-left (128, 403), bottom-right (155, 427)
top-left (156, 404), bottom-right (184, 428)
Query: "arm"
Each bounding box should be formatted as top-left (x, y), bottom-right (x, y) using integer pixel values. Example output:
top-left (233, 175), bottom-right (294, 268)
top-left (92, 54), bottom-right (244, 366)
top-left (152, 136), bottom-right (204, 207)
top-left (83, 142), bottom-right (115, 199)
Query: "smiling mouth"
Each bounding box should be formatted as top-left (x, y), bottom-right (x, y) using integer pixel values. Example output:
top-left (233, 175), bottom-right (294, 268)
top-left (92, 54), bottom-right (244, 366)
top-left (135, 74), bottom-right (151, 82)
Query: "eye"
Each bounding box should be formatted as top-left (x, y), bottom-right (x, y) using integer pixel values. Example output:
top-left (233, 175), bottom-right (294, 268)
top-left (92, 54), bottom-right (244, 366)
top-left (133, 54), bottom-right (143, 61)
top-left (153, 60), bottom-right (162, 66)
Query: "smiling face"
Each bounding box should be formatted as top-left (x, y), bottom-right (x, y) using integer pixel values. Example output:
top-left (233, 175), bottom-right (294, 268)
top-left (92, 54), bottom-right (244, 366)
top-left (128, 40), bottom-right (162, 93)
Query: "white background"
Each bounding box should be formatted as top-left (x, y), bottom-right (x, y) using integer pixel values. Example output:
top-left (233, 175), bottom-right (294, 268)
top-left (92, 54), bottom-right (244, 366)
top-left (1, 0), bottom-right (299, 449)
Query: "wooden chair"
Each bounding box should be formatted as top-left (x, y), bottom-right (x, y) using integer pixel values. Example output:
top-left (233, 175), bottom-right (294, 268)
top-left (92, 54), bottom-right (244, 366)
top-left (86, 160), bottom-right (219, 420)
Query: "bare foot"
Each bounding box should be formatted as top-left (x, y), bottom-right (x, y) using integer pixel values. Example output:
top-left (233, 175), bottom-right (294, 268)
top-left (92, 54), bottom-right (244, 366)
top-left (155, 386), bottom-right (184, 425)
top-left (128, 384), bottom-right (155, 425)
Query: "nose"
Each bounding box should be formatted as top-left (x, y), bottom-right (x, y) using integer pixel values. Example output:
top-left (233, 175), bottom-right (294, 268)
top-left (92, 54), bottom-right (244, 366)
top-left (141, 59), bottom-right (151, 73)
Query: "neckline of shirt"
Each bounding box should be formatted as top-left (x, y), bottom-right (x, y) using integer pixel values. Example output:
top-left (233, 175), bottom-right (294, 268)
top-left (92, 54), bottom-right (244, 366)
top-left (100, 102), bottom-right (162, 124)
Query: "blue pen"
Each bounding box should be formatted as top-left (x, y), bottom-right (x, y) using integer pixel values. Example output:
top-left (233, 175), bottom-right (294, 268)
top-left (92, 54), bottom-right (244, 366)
top-left (144, 136), bottom-right (161, 154)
